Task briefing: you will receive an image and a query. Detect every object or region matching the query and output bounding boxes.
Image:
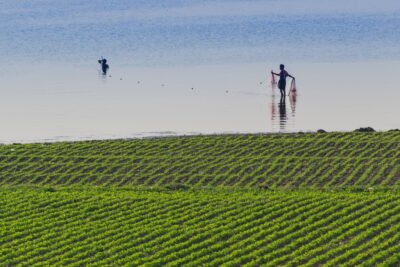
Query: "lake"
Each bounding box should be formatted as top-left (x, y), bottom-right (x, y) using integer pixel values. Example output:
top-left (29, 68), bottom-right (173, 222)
top-left (1, 0), bottom-right (400, 142)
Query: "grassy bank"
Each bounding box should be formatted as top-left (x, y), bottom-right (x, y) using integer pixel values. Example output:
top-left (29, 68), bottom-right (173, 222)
top-left (1, 132), bottom-right (400, 266)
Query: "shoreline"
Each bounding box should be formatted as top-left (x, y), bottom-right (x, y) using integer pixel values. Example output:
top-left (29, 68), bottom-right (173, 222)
top-left (1, 128), bottom-right (398, 145)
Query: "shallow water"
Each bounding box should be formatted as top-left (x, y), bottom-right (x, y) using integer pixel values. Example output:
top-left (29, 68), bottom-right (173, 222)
top-left (1, 1), bottom-right (400, 142)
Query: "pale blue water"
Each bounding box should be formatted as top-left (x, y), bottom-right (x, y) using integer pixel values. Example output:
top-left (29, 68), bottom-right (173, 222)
top-left (1, 0), bottom-right (400, 142)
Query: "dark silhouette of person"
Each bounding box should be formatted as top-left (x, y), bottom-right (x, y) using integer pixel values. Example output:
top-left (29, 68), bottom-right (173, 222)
top-left (98, 58), bottom-right (109, 75)
top-left (271, 64), bottom-right (295, 97)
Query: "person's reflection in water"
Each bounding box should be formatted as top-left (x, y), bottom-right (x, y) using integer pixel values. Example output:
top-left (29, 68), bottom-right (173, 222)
top-left (270, 92), bottom-right (298, 131)
top-left (278, 95), bottom-right (287, 130)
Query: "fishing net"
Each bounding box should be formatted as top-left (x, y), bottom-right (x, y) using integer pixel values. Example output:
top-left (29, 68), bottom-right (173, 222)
top-left (271, 72), bottom-right (276, 84)
top-left (270, 71), bottom-right (276, 89)
top-left (289, 79), bottom-right (297, 95)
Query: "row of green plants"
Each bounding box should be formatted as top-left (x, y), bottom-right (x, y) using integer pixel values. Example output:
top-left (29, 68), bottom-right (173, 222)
top-left (1, 187), bottom-right (399, 266)
top-left (2, 132), bottom-right (400, 157)
top-left (0, 157), bottom-right (398, 187)
top-left (0, 133), bottom-right (399, 188)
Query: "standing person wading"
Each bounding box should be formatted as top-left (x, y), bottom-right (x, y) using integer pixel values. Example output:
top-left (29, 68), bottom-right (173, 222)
top-left (271, 64), bottom-right (295, 97)
top-left (98, 57), bottom-right (109, 75)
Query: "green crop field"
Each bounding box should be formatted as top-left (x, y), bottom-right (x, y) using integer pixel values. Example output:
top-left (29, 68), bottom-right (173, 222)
top-left (1, 132), bottom-right (399, 266)
top-left (1, 188), bottom-right (400, 267)
top-left (1, 132), bottom-right (399, 188)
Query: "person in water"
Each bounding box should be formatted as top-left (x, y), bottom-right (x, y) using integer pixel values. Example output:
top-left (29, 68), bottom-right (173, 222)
top-left (271, 64), bottom-right (295, 97)
top-left (98, 58), bottom-right (109, 74)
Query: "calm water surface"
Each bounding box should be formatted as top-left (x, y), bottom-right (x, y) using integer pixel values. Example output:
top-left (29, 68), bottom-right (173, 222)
top-left (1, 0), bottom-right (400, 142)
